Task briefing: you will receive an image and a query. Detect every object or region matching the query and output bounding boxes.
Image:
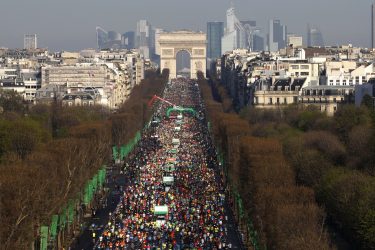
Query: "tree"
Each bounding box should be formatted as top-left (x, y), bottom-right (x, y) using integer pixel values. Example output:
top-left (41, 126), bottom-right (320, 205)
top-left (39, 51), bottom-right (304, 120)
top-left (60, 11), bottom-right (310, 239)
top-left (361, 94), bottom-right (374, 110)
top-left (334, 105), bottom-right (371, 143)
top-left (0, 90), bottom-right (25, 114)
top-left (318, 168), bottom-right (375, 249)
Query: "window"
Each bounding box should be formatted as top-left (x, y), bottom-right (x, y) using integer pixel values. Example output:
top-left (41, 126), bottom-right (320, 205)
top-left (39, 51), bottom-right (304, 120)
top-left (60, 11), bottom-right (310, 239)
top-left (301, 65), bottom-right (309, 69)
top-left (362, 76), bottom-right (366, 83)
top-left (343, 80), bottom-right (347, 85)
top-left (301, 72), bottom-right (309, 76)
top-left (336, 80), bottom-right (340, 85)
top-left (269, 98), bottom-right (273, 104)
top-left (284, 98), bottom-right (287, 104)
top-left (291, 65), bottom-right (299, 70)
top-left (329, 80), bottom-right (334, 85)
top-left (333, 98), bottom-right (337, 102)
top-left (277, 98), bottom-right (280, 104)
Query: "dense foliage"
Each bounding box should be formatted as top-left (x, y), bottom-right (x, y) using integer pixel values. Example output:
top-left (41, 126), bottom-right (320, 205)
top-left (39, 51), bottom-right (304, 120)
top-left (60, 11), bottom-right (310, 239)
top-left (0, 70), bottom-right (168, 249)
top-left (200, 73), bottom-right (375, 249)
top-left (198, 73), bottom-right (334, 250)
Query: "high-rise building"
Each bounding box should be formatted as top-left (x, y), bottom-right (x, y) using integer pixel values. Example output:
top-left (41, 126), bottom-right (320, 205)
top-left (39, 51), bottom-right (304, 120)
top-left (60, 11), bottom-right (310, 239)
top-left (96, 26), bottom-right (108, 49)
top-left (371, 3), bottom-right (375, 48)
top-left (96, 27), bottom-right (123, 49)
top-left (122, 31), bottom-right (135, 49)
top-left (252, 29), bottom-right (265, 51)
top-left (136, 20), bottom-right (151, 48)
top-left (241, 20), bottom-right (258, 50)
top-left (221, 3), bottom-right (246, 53)
top-left (207, 22), bottom-right (224, 59)
top-left (108, 31), bottom-right (121, 42)
top-left (24, 34), bottom-right (37, 49)
top-left (307, 24), bottom-right (324, 47)
top-left (136, 20), bottom-right (153, 59)
top-left (268, 19), bottom-right (287, 52)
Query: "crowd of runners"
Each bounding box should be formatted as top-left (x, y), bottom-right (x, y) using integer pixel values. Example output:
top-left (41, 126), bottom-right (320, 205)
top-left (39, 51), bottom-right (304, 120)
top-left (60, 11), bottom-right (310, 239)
top-left (94, 78), bottom-right (235, 250)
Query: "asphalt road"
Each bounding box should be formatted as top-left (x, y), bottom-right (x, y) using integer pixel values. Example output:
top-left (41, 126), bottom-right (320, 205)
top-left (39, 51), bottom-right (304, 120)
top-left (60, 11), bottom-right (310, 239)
top-left (71, 159), bottom-right (245, 250)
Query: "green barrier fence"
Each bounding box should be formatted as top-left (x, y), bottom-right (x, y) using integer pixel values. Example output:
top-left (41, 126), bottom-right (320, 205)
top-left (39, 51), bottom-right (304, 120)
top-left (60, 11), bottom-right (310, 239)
top-left (49, 215), bottom-right (58, 240)
top-left (112, 146), bottom-right (118, 161)
top-left (83, 182), bottom-right (90, 205)
top-left (120, 146), bottom-right (126, 160)
top-left (114, 130), bottom-right (142, 161)
top-left (98, 168), bottom-right (106, 187)
top-left (59, 207), bottom-right (66, 230)
top-left (40, 226), bottom-right (48, 250)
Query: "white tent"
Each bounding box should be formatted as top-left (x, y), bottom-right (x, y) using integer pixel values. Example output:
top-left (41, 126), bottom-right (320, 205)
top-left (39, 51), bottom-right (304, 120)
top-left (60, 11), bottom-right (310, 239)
top-left (163, 176), bottom-right (174, 185)
top-left (154, 205), bottom-right (168, 215)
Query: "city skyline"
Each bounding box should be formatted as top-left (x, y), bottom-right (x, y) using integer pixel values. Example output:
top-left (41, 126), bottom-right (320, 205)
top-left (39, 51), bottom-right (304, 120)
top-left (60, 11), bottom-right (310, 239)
top-left (0, 0), bottom-right (373, 51)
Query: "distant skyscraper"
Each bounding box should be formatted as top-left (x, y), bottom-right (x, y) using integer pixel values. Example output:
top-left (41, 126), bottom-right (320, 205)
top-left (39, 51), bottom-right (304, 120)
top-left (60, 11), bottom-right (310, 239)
top-left (108, 31), bottom-right (121, 42)
top-left (241, 20), bottom-right (257, 50)
top-left (221, 3), bottom-right (247, 53)
top-left (96, 26), bottom-right (108, 49)
top-left (24, 34), bottom-right (37, 49)
top-left (307, 24), bottom-right (324, 47)
top-left (252, 29), bottom-right (265, 51)
top-left (122, 31), bottom-right (135, 49)
top-left (136, 20), bottom-right (153, 59)
top-left (96, 27), bottom-right (123, 49)
top-left (268, 19), bottom-right (287, 52)
top-left (372, 3), bottom-right (375, 48)
top-left (207, 22), bottom-right (224, 59)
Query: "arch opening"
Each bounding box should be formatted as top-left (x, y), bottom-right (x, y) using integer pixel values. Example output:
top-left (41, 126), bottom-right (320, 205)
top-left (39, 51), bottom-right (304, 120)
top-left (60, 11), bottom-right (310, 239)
top-left (176, 50), bottom-right (191, 78)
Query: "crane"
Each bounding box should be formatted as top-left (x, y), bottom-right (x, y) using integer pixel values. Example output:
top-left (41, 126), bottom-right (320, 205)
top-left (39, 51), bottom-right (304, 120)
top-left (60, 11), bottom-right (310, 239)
top-left (148, 95), bottom-right (179, 108)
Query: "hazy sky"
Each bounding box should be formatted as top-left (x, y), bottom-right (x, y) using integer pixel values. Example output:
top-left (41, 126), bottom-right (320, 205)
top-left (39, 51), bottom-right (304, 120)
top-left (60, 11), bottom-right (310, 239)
top-left (0, 0), bottom-right (372, 51)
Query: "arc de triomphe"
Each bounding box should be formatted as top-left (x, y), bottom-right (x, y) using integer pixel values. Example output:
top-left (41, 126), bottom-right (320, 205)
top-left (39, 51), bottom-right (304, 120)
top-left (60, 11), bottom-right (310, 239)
top-left (158, 31), bottom-right (206, 79)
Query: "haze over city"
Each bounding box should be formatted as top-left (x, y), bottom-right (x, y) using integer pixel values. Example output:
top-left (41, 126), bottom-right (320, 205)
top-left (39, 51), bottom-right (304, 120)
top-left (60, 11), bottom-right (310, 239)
top-left (0, 0), bottom-right (373, 50)
top-left (1, 0), bottom-right (375, 249)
